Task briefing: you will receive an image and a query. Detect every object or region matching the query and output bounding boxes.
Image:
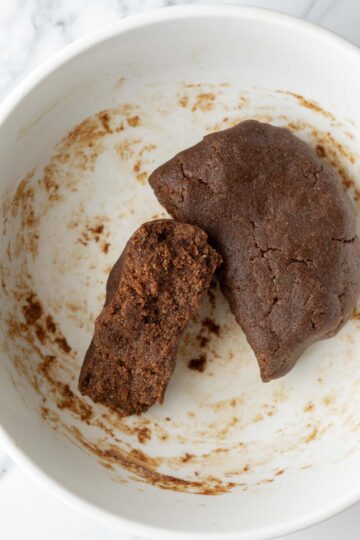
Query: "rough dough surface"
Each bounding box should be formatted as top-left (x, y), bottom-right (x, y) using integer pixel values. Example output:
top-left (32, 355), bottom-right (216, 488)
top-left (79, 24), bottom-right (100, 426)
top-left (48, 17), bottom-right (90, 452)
top-left (149, 120), bottom-right (360, 381)
top-left (79, 219), bottom-right (220, 415)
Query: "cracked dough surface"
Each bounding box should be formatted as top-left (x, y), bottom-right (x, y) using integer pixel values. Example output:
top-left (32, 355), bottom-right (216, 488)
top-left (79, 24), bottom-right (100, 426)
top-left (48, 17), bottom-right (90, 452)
top-left (149, 120), bottom-right (360, 381)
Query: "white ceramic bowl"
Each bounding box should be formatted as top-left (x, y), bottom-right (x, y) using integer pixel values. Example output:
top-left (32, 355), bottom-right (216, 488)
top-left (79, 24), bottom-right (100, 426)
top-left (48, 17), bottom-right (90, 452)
top-left (1, 5), bottom-right (360, 539)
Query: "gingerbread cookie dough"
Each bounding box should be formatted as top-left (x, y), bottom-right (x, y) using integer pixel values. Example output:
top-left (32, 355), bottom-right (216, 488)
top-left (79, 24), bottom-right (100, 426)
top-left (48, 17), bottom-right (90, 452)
top-left (79, 219), bottom-right (220, 414)
top-left (149, 120), bottom-right (360, 381)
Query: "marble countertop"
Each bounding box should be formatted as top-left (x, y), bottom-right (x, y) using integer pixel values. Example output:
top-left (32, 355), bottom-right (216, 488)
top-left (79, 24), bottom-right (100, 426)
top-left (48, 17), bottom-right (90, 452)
top-left (1, 0), bottom-right (360, 538)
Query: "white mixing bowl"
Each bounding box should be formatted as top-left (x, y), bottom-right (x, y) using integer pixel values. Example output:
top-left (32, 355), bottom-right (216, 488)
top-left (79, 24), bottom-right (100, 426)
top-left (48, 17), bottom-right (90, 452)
top-left (1, 5), bottom-right (360, 539)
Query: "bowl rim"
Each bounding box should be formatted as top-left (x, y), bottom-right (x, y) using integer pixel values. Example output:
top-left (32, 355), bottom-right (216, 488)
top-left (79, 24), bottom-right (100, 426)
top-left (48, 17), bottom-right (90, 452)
top-left (1, 4), bottom-right (360, 539)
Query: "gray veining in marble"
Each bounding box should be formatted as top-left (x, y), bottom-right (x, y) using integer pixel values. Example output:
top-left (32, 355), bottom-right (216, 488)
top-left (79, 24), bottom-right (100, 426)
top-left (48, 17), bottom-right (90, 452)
top-left (1, 0), bottom-right (358, 104)
top-left (0, 453), bottom-right (13, 479)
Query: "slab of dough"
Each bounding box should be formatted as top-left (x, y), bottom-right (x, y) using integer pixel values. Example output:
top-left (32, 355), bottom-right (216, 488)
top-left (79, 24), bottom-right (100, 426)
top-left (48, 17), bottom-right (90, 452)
top-left (79, 220), bottom-right (220, 415)
top-left (149, 120), bottom-right (360, 381)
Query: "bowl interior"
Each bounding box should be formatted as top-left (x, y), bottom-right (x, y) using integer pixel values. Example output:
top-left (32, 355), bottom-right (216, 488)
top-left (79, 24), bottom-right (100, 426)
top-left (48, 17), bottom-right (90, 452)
top-left (1, 8), bottom-right (360, 538)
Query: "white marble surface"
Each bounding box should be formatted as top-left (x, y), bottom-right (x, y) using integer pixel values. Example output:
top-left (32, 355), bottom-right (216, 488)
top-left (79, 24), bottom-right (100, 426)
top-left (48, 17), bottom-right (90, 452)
top-left (1, 0), bottom-right (360, 538)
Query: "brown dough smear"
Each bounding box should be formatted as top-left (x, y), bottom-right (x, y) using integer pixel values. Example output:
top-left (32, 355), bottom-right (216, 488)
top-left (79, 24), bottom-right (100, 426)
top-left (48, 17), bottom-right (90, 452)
top-left (79, 219), bottom-right (220, 415)
top-left (149, 120), bottom-right (360, 381)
